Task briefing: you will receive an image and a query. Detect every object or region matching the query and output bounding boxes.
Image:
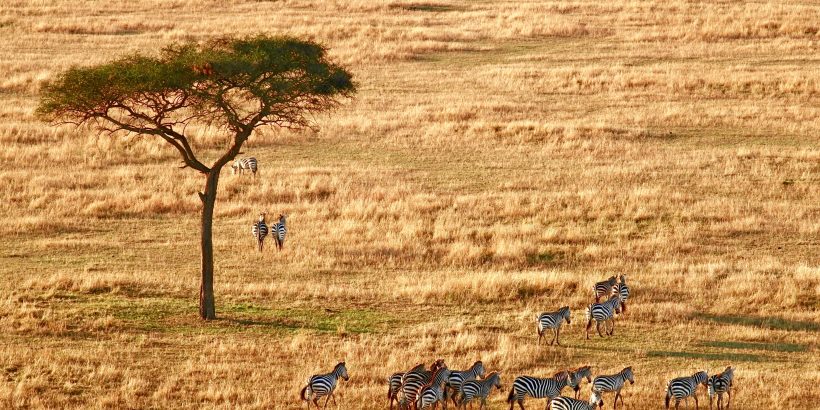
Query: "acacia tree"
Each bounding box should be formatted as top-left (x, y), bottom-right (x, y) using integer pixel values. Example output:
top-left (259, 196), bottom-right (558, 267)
top-left (37, 36), bottom-right (355, 320)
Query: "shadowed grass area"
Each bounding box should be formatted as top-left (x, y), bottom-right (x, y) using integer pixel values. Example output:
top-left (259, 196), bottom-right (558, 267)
top-left (647, 350), bottom-right (763, 362)
top-left (702, 340), bottom-right (808, 353)
top-left (696, 314), bottom-right (820, 332)
top-left (391, 3), bottom-right (465, 13)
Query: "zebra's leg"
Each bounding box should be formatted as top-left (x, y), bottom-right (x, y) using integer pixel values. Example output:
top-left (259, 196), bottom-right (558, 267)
top-left (517, 399), bottom-right (525, 410)
top-left (586, 319), bottom-right (593, 339)
top-left (538, 329), bottom-right (543, 345)
top-left (609, 318), bottom-right (615, 336)
top-left (613, 391), bottom-right (620, 410)
top-left (331, 393), bottom-right (338, 408)
top-left (550, 328), bottom-right (556, 345)
top-left (312, 397), bottom-right (320, 409)
top-left (694, 394), bottom-right (699, 410)
top-left (556, 327), bottom-right (561, 346)
top-left (596, 321), bottom-right (604, 337)
top-left (323, 394), bottom-right (331, 409)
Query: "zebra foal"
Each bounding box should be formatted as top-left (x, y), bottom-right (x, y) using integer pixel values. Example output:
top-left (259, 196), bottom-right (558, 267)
top-left (416, 367), bottom-right (452, 409)
top-left (593, 275), bottom-right (618, 302)
top-left (549, 393), bottom-right (602, 410)
top-left (665, 371), bottom-right (708, 410)
top-left (459, 371), bottom-right (502, 410)
top-left (300, 361), bottom-right (349, 409)
top-left (707, 367), bottom-right (733, 410)
top-left (444, 361), bottom-right (485, 408)
top-left (389, 363), bottom-right (426, 410)
top-left (537, 306), bottom-right (571, 346)
top-left (591, 367), bottom-right (634, 410)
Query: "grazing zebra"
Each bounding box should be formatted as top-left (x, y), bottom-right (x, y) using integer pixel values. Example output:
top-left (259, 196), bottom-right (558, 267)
top-left (400, 360), bottom-right (447, 410)
top-left (416, 367), bottom-right (453, 409)
top-left (507, 371), bottom-right (570, 410)
top-left (591, 367), bottom-right (634, 410)
top-left (566, 366), bottom-right (593, 399)
top-left (611, 275), bottom-right (630, 313)
top-left (444, 361), bottom-right (486, 408)
top-left (707, 367), bottom-right (733, 410)
top-left (666, 371), bottom-right (708, 410)
top-left (251, 212), bottom-right (268, 252)
top-left (549, 393), bottom-right (602, 410)
top-left (300, 362), bottom-right (349, 409)
top-left (585, 295), bottom-right (622, 339)
top-left (272, 213), bottom-right (287, 250)
top-left (231, 157), bottom-right (258, 177)
top-left (390, 364), bottom-right (426, 410)
top-left (459, 371), bottom-right (502, 410)
top-left (538, 306), bottom-right (571, 346)
top-left (593, 275), bottom-right (618, 302)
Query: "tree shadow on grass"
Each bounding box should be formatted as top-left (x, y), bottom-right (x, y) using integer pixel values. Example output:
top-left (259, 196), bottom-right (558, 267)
top-left (695, 313), bottom-right (819, 332)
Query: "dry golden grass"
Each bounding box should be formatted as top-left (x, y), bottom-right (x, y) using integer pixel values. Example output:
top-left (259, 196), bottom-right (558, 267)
top-left (1, 0), bottom-right (818, 408)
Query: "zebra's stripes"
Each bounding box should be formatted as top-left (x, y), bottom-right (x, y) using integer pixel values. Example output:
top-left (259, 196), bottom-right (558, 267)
top-left (593, 275), bottom-right (618, 302)
top-left (611, 275), bottom-right (630, 313)
top-left (300, 362), bottom-right (349, 409)
top-left (459, 371), bottom-right (502, 409)
top-left (400, 360), bottom-right (446, 409)
top-left (707, 367), bottom-right (733, 410)
top-left (592, 367), bottom-right (634, 410)
top-left (251, 213), bottom-right (268, 252)
top-left (231, 157), bottom-right (258, 177)
top-left (416, 367), bottom-right (452, 409)
top-left (507, 371), bottom-right (569, 409)
top-left (585, 295), bottom-right (622, 339)
top-left (444, 361), bottom-right (485, 407)
top-left (665, 371), bottom-right (708, 410)
top-left (549, 393), bottom-right (602, 410)
top-left (272, 213), bottom-right (287, 250)
top-left (538, 306), bottom-right (571, 346)
top-left (389, 363), bottom-right (426, 410)
top-left (565, 366), bottom-right (592, 399)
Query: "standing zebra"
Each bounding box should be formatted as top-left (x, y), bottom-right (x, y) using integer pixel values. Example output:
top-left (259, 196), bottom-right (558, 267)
top-left (390, 364), bottom-right (426, 410)
top-left (591, 367), bottom-right (634, 410)
top-left (300, 362), bottom-right (349, 409)
top-left (459, 371), bottom-right (502, 410)
top-left (585, 295), bottom-right (622, 339)
top-left (707, 367), bottom-right (733, 410)
top-left (549, 393), bottom-right (602, 410)
top-left (251, 212), bottom-right (268, 252)
top-left (565, 366), bottom-right (593, 400)
top-left (611, 275), bottom-right (630, 313)
top-left (416, 367), bottom-right (453, 409)
top-left (272, 213), bottom-right (288, 250)
top-left (537, 306), bottom-right (571, 346)
top-left (231, 157), bottom-right (258, 177)
top-left (507, 371), bottom-right (570, 410)
top-left (400, 360), bottom-right (447, 410)
top-left (665, 371), bottom-right (708, 410)
top-left (444, 361), bottom-right (486, 408)
top-left (593, 275), bottom-right (618, 302)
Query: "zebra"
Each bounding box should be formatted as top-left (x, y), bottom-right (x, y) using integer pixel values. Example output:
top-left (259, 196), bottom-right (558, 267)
top-left (459, 371), bottom-right (502, 410)
top-left (591, 367), bottom-right (634, 410)
top-left (707, 367), bottom-right (733, 410)
top-left (390, 364), bottom-right (426, 410)
top-left (549, 393), bottom-right (602, 410)
top-left (565, 366), bottom-right (593, 399)
top-left (593, 275), bottom-right (618, 302)
top-left (611, 275), bottom-right (630, 313)
top-left (443, 361), bottom-right (486, 408)
top-left (300, 361), bottom-right (349, 409)
top-left (666, 371), bottom-right (708, 410)
top-left (251, 212), bottom-right (268, 252)
top-left (584, 295), bottom-right (622, 339)
top-left (271, 213), bottom-right (287, 250)
top-left (537, 306), bottom-right (571, 346)
top-left (416, 367), bottom-right (453, 409)
top-left (400, 360), bottom-right (447, 410)
top-left (507, 371), bottom-right (570, 410)
top-left (231, 157), bottom-right (258, 177)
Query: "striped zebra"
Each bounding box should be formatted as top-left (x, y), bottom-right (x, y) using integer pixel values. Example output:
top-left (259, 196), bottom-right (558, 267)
top-left (444, 361), bottom-right (485, 408)
top-left (584, 295), bottom-right (622, 339)
top-left (593, 275), bottom-right (618, 302)
top-left (665, 371), bottom-right (708, 410)
top-left (537, 306), bottom-right (571, 346)
top-left (272, 213), bottom-right (287, 250)
top-left (389, 363), bottom-right (426, 410)
top-left (611, 275), bottom-right (630, 313)
top-left (549, 393), bottom-right (602, 410)
top-left (591, 367), bottom-right (634, 410)
top-left (400, 360), bottom-right (447, 410)
top-left (231, 157), bottom-right (258, 177)
top-left (707, 367), bottom-right (733, 410)
top-left (565, 366), bottom-right (593, 399)
top-left (507, 371), bottom-right (570, 410)
top-left (300, 361), bottom-right (349, 409)
top-left (251, 212), bottom-right (268, 252)
top-left (416, 367), bottom-right (452, 409)
top-left (459, 371), bottom-right (502, 410)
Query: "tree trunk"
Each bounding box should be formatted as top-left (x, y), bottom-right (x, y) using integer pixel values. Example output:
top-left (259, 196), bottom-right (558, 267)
top-left (199, 169), bottom-right (220, 320)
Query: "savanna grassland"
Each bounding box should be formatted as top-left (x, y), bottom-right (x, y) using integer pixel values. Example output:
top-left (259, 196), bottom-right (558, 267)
top-left (1, 0), bottom-right (819, 408)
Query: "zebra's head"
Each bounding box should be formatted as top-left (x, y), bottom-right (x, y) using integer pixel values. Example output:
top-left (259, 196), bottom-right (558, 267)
top-left (622, 367), bottom-right (634, 384)
top-left (589, 391), bottom-right (602, 407)
top-left (431, 358), bottom-right (446, 372)
top-left (278, 213), bottom-right (287, 223)
top-left (486, 371), bottom-right (502, 389)
top-left (693, 371), bottom-right (708, 387)
top-left (335, 362), bottom-right (349, 381)
top-left (560, 306), bottom-right (571, 324)
top-left (607, 275), bottom-right (617, 284)
top-left (570, 366), bottom-right (592, 386)
top-left (619, 274), bottom-right (627, 284)
top-left (231, 159), bottom-right (240, 174)
top-left (258, 212), bottom-right (266, 222)
top-left (472, 361), bottom-right (485, 378)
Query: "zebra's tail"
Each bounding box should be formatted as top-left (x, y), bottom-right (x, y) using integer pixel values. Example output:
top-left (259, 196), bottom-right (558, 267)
top-left (300, 385), bottom-right (310, 402)
top-left (663, 382), bottom-right (671, 409)
top-left (621, 301), bottom-right (627, 313)
top-left (506, 387), bottom-right (514, 403)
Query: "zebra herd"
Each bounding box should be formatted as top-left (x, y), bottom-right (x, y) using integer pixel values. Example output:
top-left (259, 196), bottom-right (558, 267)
top-left (299, 272), bottom-right (736, 409)
top-left (232, 157), bottom-right (290, 252)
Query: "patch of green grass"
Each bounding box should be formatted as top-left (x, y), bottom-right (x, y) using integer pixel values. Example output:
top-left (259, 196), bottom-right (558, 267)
top-left (696, 313), bottom-right (820, 332)
top-left (647, 350), bottom-right (763, 362)
top-left (701, 340), bottom-right (807, 353)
